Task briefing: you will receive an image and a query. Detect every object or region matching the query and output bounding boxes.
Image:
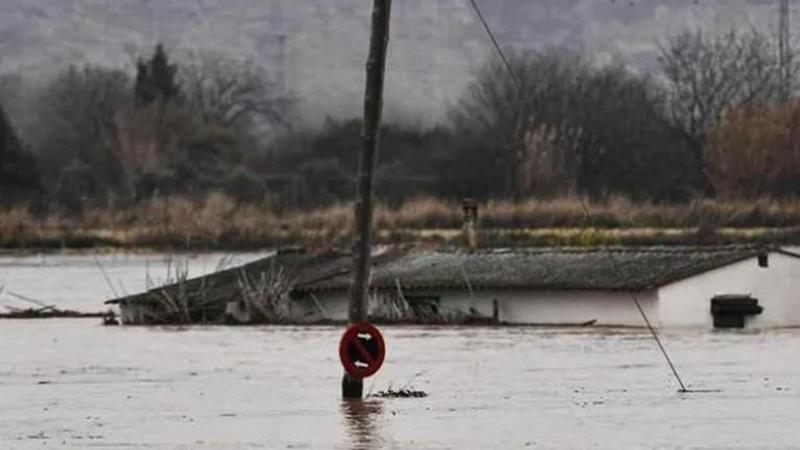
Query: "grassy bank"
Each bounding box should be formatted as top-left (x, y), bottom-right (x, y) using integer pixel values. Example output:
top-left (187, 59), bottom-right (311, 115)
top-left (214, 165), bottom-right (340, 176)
top-left (2, 194), bottom-right (800, 250)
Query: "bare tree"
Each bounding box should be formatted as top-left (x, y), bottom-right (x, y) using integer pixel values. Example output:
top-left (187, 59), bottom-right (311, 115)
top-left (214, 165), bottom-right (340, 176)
top-left (658, 28), bottom-right (791, 169)
top-left (0, 73), bottom-right (36, 141)
top-left (450, 49), bottom-right (587, 198)
top-left (180, 51), bottom-right (290, 133)
top-left (451, 49), bottom-right (697, 200)
top-left (35, 65), bottom-right (132, 206)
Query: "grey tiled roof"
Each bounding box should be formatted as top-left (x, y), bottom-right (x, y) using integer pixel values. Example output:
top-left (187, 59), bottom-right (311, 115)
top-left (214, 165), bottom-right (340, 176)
top-left (108, 245), bottom-right (786, 306)
top-left (298, 246), bottom-right (775, 293)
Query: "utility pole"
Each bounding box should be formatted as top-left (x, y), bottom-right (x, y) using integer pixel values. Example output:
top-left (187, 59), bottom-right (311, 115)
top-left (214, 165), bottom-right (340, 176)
top-left (780, 0), bottom-right (792, 101)
top-left (342, 0), bottom-right (393, 400)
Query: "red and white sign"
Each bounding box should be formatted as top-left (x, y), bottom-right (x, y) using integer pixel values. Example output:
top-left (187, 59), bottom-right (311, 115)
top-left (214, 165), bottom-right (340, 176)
top-left (339, 323), bottom-right (386, 378)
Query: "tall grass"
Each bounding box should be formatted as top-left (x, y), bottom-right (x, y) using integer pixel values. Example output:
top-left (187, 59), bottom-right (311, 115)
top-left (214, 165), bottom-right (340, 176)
top-left (375, 196), bottom-right (800, 229)
top-left (1, 194), bottom-right (800, 249)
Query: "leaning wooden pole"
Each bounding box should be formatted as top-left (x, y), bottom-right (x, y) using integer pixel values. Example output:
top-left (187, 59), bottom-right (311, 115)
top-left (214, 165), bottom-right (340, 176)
top-left (342, 0), bottom-right (393, 399)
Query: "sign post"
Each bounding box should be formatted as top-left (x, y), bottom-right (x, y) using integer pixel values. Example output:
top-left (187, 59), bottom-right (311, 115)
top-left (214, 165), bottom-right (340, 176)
top-left (343, 0), bottom-right (393, 399)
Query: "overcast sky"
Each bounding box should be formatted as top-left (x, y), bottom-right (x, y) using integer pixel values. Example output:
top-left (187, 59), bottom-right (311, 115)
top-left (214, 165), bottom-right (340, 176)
top-left (0, 0), bottom-right (790, 125)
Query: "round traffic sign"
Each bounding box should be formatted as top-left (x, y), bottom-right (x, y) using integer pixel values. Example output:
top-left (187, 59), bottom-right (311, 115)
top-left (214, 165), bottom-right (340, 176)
top-left (339, 323), bottom-right (386, 378)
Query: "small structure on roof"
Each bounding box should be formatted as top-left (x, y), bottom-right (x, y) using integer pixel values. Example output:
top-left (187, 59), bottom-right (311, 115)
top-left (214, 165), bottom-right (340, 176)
top-left (106, 245), bottom-right (800, 329)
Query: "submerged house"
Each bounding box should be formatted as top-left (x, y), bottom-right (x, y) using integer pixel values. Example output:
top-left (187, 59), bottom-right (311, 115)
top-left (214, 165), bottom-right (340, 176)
top-left (107, 245), bottom-right (800, 329)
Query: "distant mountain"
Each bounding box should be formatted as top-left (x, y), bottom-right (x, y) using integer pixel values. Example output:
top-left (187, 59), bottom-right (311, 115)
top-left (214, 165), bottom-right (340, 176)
top-left (0, 0), bottom-right (784, 125)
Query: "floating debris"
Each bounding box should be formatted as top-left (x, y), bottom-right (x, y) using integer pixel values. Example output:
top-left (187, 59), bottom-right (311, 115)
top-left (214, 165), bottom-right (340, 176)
top-left (102, 310), bottom-right (120, 326)
top-left (0, 289), bottom-right (106, 320)
top-left (371, 389), bottom-right (428, 398)
top-left (0, 306), bottom-right (106, 320)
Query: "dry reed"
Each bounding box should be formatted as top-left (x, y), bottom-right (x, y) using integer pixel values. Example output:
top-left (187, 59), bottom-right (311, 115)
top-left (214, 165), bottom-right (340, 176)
top-left (2, 194), bottom-right (800, 249)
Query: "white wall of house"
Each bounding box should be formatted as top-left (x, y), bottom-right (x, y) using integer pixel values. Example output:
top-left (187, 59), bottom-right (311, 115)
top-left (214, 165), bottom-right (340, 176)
top-left (493, 290), bottom-right (658, 327)
top-left (311, 288), bottom-right (659, 327)
top-left (658, 253), bottom-right (800, 329)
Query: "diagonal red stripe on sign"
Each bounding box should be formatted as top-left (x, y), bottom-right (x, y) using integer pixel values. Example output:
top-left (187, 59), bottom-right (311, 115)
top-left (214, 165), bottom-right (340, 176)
top-left (351, 336), bottom-right (376, 366)
top-left (339, 323), bottom-right (385, 379)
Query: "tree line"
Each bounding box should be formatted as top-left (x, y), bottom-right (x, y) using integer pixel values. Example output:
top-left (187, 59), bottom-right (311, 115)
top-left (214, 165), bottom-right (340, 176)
top-left (271, 27), bottom-right (800, 206)
top-left (1, 27), bottom-right (799, 211)
top-left (0, 44), bottom-right (288, 210)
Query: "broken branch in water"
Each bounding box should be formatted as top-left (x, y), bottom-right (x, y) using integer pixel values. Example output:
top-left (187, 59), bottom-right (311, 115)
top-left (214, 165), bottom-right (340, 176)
top-left (0, 307), bottom-right (108, 319)
top-left (370, 388), bottom-right (429, 398)
top-left (4, 290), bottom-right (49, 307)
top-left (0, 289), bottom-right (113, 320)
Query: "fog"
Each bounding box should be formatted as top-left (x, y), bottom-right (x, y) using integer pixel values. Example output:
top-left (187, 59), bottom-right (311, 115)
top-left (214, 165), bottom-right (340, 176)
top-left (0, 0), bottom-right (785, 126)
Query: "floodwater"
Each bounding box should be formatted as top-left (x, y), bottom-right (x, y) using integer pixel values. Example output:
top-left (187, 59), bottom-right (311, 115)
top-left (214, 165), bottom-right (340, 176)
top-left (2, 321), bottom-right (800, 449)
top-left (0, 252), bottom-right (270, 312)
top-left (1, 253), bottom-right (800, 449)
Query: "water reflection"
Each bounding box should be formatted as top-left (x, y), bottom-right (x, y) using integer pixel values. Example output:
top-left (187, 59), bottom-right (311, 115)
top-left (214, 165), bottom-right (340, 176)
top-left (340, 399), bottom-right (385, 450)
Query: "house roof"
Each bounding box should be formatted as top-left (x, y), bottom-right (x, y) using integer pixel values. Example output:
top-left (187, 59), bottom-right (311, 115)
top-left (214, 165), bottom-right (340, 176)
top-left (296, 245), bottom-right (780, 293)
top-left (104, 247), bottom-right (399, 306)
top-left (107, 245), bottom-right (790, 306)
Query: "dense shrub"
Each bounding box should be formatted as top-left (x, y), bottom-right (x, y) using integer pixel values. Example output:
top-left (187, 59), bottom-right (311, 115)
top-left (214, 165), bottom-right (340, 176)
top-left (0, 103), bottom-right (40, 206)
top-left (707, 100), bottom-right (800, 197)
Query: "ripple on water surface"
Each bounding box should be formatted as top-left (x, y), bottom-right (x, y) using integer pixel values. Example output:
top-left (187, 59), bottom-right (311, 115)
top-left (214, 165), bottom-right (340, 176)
top-left (0, 320), bottom-right (799, 448)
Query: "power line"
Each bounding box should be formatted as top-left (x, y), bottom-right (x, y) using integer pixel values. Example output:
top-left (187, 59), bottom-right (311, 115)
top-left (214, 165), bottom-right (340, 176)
top-left (466, 0), bottom-right (520, 90)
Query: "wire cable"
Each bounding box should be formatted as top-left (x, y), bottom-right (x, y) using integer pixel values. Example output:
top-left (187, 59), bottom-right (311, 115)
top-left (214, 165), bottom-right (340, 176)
top-left (466, 0), bottom-right (520, 90)
top-left (465, 0), bottom-right (699, 393)
top-left (630, 292), bottom-right (688, 392)
top-left (606, 252), bottom-right (689, 393)
top-left (464, 0), bottom-right (719, 395)
top-left (579, 194), bottom-right (697, 393)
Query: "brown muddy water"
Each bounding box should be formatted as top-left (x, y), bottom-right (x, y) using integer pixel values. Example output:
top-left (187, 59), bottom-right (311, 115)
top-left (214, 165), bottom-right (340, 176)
top-left (1, 253), bottom-right (800, 449)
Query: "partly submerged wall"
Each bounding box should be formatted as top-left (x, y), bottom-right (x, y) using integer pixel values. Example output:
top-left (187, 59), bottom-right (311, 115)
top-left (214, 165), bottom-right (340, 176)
top-left (305, 289), bottom-right (659, 327)
top-left (658, 252), bottom-right (800, 329)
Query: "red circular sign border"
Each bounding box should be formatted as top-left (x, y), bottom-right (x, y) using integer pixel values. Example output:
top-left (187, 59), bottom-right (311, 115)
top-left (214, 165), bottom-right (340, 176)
top-left (339, 322), bottom-right (386, 379)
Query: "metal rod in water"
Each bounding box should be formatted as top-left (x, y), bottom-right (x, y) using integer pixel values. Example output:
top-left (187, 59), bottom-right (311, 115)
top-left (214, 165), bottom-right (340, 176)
top-left (606, 250), bottom-right (690, 393)
top-left (629, 292), bottom-right (688, 393)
